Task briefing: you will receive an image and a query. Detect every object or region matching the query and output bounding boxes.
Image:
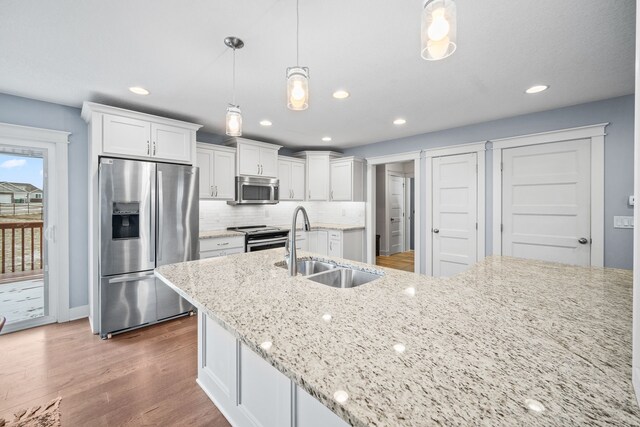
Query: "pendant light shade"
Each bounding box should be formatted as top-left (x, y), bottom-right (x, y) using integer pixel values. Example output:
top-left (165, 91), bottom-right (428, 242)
top-left (224, 36), bottom-right (244, 136)
top-left (421, 0), bottom-right (457, 61)
top-left (287, 0), bottom-right (309, 111)
top-left (226, 105), bottom-right (242, 136)
top-left (287, 67), bottom-right (309, 111)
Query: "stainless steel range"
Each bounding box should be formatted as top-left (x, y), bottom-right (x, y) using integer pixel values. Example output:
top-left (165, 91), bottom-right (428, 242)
top-left (227, 225), bottom-right (289, 252)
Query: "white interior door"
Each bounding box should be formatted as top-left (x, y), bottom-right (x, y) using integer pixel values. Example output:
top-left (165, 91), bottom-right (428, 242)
top-left (432, 153), bottom-right (478, 277)
top-left (388, 174), bottom-right (404, 255)
top-left (502, 139), bottom-right (591, 266)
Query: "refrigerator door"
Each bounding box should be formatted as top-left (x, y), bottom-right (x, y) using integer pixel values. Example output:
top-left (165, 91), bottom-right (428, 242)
top-left (156, 163), bottom-right (199, 265)
top-left (99, 158), bottom-right (156, 276)
top-left (100, 271), bottom-right (157, 338)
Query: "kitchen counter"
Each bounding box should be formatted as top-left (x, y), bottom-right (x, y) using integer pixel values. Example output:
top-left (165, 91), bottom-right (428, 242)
top-left (155, 250), bottom-right (639, 426)
top-left (282, 223), bottom-right (365, 231)
top-left (199, 229), bottom-right (245, 239)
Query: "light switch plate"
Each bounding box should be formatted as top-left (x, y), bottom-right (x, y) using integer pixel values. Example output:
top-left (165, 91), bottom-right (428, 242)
top-left (629, 195), bottom-right (635, 206)
top-left (614, 216), bottom-right (634, 229)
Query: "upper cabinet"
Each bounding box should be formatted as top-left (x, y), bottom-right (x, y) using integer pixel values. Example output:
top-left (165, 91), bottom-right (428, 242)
top-left (330, 157), bottom-right (365, 201)
top-left (197, 143), bottom-right (236, 200)
top-left (228, 138), bottom-right (281, 178)
top-left (82, 102), bottom-right (201, 165)
top-left (278, 156), bottom-right (305, 201)
top-left (295, 151), bottom-right (341, 201)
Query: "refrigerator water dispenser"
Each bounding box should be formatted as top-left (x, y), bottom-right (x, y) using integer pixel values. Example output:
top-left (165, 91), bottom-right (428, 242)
top-left (112, 202), bottom-right (140, 239)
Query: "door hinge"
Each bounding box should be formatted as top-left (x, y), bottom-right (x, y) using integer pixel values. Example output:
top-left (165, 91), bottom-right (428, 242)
top-left (475, 222), bottom-right (478, 230)
top-left (500, 162), bottom-right (504, 172)
top-left (500, 224), bottom-right (504, 232)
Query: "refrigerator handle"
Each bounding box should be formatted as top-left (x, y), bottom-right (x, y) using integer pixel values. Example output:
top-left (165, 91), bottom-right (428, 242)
top-left (150, 170), bottom-right (156, 263)
top-left (157, 170), bottom-right (164, 262)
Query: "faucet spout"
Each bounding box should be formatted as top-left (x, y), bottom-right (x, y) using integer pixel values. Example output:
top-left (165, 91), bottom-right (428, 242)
top-left (288, 206), bottom-right (311, 276)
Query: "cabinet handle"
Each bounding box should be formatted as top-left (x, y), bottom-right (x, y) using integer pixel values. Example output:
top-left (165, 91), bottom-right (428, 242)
top-left (152, 141), bottom-right (156, 156)
top-left (147, 141), bottom-right (150, 155)
top-left (214, 186), bottom-right (218, 197)
top-left (257, 164), bottom-right (260, 174)
top-left (217, 242), bottom-right (229, 246)
top-left (330, 241), bottom-right (332, 251)
top-left (210, 186), bottom-right (214, 197)
top-left (260, 164), bottom-right (263, 175)
top-left (331, 190), bottom-right (334, 200)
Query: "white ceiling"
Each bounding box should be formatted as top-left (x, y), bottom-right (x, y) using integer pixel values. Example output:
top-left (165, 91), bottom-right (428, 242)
top-left (0, 0), bottom-right (635, 149)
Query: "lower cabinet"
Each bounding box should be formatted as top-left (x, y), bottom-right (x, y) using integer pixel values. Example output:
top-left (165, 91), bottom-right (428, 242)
top-left (200, 236), bottom-right (245, 259)
top-left (198, 312), bottom-right (348, 427)
top-left (307, 229), bottom-right (363, 262)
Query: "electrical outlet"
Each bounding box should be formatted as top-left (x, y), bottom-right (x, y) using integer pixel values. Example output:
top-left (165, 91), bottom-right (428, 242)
top-left (614, 216), bottom-right (634, 229)
top-left (629, 195), bottom-right (635, 206)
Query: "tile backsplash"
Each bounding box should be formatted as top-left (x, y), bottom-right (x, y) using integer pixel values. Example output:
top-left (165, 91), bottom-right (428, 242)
top-left (199, 201), bottom-right (365, 231)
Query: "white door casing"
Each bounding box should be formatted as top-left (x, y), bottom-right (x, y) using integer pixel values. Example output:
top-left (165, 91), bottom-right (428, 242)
top-left (388, 173), bottom-right (405, 255)
top-left (431, 152), bottom-right (478, 277)
top-left (492, 123), bottom-right (607, 267)
top-left (502, 139), bottom-right (591, 266)
top-left (0, 122), bottom-right (70, 331)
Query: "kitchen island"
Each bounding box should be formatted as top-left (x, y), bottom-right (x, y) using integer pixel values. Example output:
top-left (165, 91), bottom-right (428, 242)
top-left (155, 249), bottom-right (639, 426)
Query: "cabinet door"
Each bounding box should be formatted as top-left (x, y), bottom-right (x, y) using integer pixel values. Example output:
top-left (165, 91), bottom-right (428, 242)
top-left (260, 147), bottom-right (279, 178)
top-left (102, 114), bottom-right (151, 158)
top-left (239, 344), bottom-right (292, 427)
top-left (152, 123), bottom-right (191, 163)
top-left (213, 149), bottom-right (236, 200)
top-left (278, 160), bottom-right (292, 200)
top-left (290, 162), bottom-right (305, 201)
top-left (238, 143), bottom-right (261, 176)
top-left (307, 156), bottom-right (329, 201)
top-left (330, 161), bottom-right (352, 201)
top-left (197, 147), bottom-right (214, 199)
top-left (316, 230), bottom-right (328, 255)
top-left (296, 386), bottom-right (349, 427)
top-left (328, 238), bottom-right (342, 257)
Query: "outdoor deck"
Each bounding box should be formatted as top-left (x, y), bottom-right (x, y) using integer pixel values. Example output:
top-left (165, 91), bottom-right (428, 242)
top-left (0, 276), bottom-right (44, 324)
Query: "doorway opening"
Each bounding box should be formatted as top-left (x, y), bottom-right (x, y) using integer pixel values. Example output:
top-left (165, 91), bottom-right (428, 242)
top-left (0, 152), bottom-right (46, 329)
top-left (374, 161), bottom-right (416, 272)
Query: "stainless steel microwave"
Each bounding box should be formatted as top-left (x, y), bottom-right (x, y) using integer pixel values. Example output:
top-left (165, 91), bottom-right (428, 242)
top-left (227, 176), bottom-right (279, 205)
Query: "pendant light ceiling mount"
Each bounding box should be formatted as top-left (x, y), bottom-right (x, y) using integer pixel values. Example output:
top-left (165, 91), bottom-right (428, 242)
top-left (224, 36), bottom-right (244, 137)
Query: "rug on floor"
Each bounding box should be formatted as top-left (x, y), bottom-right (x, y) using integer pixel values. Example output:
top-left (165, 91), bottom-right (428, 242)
top-left (0, 397), bottom-right (61, 427)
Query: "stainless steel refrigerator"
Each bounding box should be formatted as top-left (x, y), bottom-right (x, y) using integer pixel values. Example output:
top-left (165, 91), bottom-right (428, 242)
top-left (98, 157), bottom-right (198, 338)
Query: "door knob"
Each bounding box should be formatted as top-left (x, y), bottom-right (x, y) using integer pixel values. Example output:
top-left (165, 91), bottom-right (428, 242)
top-left (578, 237), bottom-right (589, 244)
top-left (390, 218), bottom-right (395, 222)
top-left (433, 228), bottom-right (439, 234)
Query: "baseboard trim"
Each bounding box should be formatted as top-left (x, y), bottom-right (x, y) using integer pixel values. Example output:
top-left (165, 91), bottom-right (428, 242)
top-left (68, 305), bottom-right (89, 321)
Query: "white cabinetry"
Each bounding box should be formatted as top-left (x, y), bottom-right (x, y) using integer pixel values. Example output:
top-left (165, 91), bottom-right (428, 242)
top-left (330, 157), bottom-right (365, 201)
top-left (278, 156), bottom-right (305, 201)
top-left (307, 229), bottom-right (364, 262)
top-left (295, 151), bottom-right (341, 201)
top-left (99, 110), bottom-right (196, 164)
top-left (199, 236), bottom-right (245, 259)
top-left (197, 311), bottom-right (348, 427)
top-left (230, 138), bottom-right (281, 178)
top-left (197, 143), bottom-right (236, 200)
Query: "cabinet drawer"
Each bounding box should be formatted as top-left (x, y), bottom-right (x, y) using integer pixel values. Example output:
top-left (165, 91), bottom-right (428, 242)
top-left (200, 246), bottom-right (244, 259)
top-left (328, 230), bottom-right (341, 240)
top-left (200, 236), bottom-right (245, 252)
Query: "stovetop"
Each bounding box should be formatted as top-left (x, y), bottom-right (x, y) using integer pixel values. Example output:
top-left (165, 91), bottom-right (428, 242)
top-left (227, 225), bottom-right (286, 235)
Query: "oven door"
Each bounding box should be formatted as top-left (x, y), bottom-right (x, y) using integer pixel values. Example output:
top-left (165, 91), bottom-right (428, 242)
top-left (246, 236), bottom-right (288, 252)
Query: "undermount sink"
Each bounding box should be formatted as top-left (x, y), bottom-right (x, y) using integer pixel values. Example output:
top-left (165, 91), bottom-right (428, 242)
top-left (306, 268), bottom-right (382, 288)
top-left (277, 258), bottom-right (383, 288)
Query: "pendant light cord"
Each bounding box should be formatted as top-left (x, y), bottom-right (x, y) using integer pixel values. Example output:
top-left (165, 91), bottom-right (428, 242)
top-left (232, 47), bottom-right (236, 106)
top-left (296, 0), bottom-right (299, 66)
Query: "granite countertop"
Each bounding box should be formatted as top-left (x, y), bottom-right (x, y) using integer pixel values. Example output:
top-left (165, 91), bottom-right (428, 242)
top-left (155, 250), bottom-right (639, 426)
top-left (282, 223), bottom-right (365, 231)
top-left (198, 229), bottom-right (245, 239)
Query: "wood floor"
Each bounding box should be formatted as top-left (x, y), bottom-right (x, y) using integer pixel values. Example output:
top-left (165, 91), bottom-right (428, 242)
top-left (376, 250), bottom-right (415, 272)
top-left (0, 316), bottom-right (230, 426)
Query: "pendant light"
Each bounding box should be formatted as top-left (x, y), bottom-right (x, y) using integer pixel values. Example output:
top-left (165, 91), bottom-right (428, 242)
top-left (286, 0), bottom-right (309, 110)
top-left (225, 36), bottom-right (244, 136)
top-left (421, 0), bottom-right (457, 61)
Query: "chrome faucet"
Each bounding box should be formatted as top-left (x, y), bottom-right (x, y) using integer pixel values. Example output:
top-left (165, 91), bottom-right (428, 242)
top-left (286, 206), bottom-right (311, 276)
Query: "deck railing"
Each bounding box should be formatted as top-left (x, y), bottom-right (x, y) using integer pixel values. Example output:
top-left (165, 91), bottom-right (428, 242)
top-left (0, 221), bottom-right (43, 275)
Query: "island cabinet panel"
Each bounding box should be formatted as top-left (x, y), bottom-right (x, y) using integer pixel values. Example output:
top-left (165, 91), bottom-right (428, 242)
top-left (295, 386), bottom-right (349, 427)
top-left (238, 344), bottom-right (292, 427)
top-left (202, 314), bottom-right (237, 401)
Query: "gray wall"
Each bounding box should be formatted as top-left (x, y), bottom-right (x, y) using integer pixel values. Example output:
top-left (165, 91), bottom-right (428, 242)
top-left (0, 92), bottom-right (89, 307)
top-left (344, 95), bottom-right (635, 270)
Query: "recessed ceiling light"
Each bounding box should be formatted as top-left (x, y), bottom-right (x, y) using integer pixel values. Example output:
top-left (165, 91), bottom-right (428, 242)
top-left (333, 390), bottom-right (349, 404)
top-left (322, 136), bottom-right (332, 142)
top-left (525, 85), bottom-right (549, 94)
top-left (393, 118), bottom-right (407, 125)
top-left (332, 90), bottom-right (350, 99)
top-left (259, 120), bottom-right (273, 127)
top-left (128, 86), bottom-right (150, 95)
